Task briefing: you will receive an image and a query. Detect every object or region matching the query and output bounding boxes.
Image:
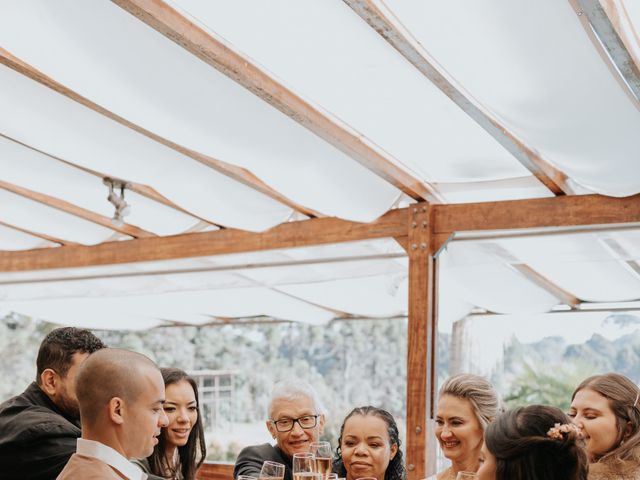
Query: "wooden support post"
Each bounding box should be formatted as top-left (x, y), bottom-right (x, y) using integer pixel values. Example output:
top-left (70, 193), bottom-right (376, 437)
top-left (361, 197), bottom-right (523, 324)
top-left (406, 203), bottom-right (438, 480)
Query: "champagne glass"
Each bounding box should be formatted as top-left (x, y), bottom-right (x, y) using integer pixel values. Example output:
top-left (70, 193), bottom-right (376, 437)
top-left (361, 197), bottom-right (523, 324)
top-left (293, 452), bottom-right (318, 480)
top-left (260, 461), bottom-right (285, 480)
top-left (310, 441), bottom-right (332, 479)
top-left (456, 473), bottom-right (478, 479)
top-left (238, 477), bottom-right (258, 480)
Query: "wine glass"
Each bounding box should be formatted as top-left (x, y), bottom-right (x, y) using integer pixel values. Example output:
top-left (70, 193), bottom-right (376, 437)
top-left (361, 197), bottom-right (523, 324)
top-left (293, 452), bottom-right (318, 480)
top-left (309, 441), bottom-right (332, 479)
top-left (260, 461), bottom-right (285, 480)
top-left (456, 472), bottom-right (478, 479)
top-left (238, 476), bottom-right (258, 480)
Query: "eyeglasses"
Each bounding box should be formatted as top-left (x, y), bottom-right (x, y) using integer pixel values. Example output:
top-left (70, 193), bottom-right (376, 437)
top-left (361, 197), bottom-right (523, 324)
top-left (271, 414), bottom-right (319, 432)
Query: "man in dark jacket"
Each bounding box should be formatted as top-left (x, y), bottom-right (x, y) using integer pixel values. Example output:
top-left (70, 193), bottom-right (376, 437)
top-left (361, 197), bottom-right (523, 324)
top-left (234, 379), bottom-right (326, 480)
top-left (0, 327), bottom-right (105, 480)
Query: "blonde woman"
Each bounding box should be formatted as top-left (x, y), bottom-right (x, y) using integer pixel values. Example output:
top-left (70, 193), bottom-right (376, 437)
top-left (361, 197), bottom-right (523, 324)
top-left (427, 374), bottom-right (501, 480)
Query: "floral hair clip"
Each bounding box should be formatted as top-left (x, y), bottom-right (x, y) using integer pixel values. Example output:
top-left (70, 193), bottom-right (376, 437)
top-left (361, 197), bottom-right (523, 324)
top-left (547, 423), bottom-right (581, 440)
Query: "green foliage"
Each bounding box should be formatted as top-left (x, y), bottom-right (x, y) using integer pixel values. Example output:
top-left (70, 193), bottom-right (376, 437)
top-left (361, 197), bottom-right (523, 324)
top-left (503, 360), bottom-right (596, 411)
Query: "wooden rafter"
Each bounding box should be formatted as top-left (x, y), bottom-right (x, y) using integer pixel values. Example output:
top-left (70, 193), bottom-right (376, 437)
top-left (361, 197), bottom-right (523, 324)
top-left (0, 132), bottom-right (223, 230)
top-left (0, 179), bottom-right (155, 239)
top-left (111, 0), bottom-right (442, 203)
top-left (482, 243), bottom-right (581, 307)
top-left (570, 0), bottom-right (640, 108)
top-left (2, 194), bottom-right (640, 272)
top-left (0, 47), bottom-right (321, 218)
top-left (0, 221), bottom-right (76, 247)
top-left (344, 0), bottom-right (571, 195)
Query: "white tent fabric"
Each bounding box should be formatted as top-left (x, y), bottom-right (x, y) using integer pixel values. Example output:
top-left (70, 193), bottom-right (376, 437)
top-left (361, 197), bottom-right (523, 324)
top-left (1, 0), bottom-right (640, 329)
top-left (386, 0), bottom-right (640, 196)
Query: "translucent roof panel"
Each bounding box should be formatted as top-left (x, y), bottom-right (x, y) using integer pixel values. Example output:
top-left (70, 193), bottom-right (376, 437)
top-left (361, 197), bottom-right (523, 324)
top-left (0, 135), bottom-right (201, 236)
top-left (386, 0), bottom-right (640, 196)
top-left (0, 64), bottom-right (292, 231)
top-left (0, 189), bottom-right (119, 245)
top-left (440, 245), bottom-right (561, 314)
top-left (169, 0), bottom-right (546, 191)
top-left (0, 1), bottom-right (401, 221)
top-left (0, 239), bottom-right (407, 328)
top-left (4, 286), bottom-right (336, 328)
top-left (0, 224), bottom-right (57, 251)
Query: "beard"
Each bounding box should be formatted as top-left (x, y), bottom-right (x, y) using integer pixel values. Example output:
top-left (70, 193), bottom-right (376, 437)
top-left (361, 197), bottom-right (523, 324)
top-left (56, 390), bottom-right (81, 424)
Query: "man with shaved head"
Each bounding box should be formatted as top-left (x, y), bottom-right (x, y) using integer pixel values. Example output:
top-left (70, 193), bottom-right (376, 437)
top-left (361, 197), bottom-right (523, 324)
top-left (57, 348), bottom-right (168, 480)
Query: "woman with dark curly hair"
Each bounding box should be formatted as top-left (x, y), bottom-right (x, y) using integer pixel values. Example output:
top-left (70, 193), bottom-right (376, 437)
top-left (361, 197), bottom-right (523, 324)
top-left (477, 405), bottom-right (588, 480)
top-left (333, 406), bottom-right (405, 480)
top-left (133, 368), bottom-right (206, 480)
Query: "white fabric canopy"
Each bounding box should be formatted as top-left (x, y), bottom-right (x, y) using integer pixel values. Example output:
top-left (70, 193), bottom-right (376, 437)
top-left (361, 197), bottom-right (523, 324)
top-left (1, 0), bottom-right (639, 329)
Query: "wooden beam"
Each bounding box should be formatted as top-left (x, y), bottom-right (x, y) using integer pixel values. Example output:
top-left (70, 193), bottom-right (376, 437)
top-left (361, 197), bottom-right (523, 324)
top-left (570, 0), bottom-right (640, 108)
top-left (0, 47), bottom-right (320, 218)
top-left (2, 194), bottom-right (639, 272)
top-left (509, 263), bottom-right (581, 308)
top-left (0, 221), bottom-right (76, 247)
top-left (432, 194), bottom-right (640, 235)
top-left (599, 0), bottom-right (640, 72)
top-left (0, 179), bottom-right (155, 239)
top-left (111, 0), bottom-right (442, 203)
top-left (0, 132), bottom-right (223, 230)
top-left (0, 207), bottom-right (408, 272)
top-left (405, 203), bottom-right (437, 480)
top-left (344, 0), bottom-right (571, 195)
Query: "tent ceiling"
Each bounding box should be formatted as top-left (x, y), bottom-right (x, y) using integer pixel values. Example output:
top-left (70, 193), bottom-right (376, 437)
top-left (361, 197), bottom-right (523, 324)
top-left (1, 0), bottom-right (639, 329)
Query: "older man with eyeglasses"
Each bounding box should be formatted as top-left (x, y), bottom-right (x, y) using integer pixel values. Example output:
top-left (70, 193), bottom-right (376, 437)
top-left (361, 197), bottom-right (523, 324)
top-left (234, 379), bottom-right (326, 480)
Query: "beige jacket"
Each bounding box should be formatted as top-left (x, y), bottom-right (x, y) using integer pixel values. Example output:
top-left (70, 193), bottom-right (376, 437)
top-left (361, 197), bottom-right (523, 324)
top-left (589, 461), bottom-right (640, 480)
top-left (57, 454), bottom-right (128, 479)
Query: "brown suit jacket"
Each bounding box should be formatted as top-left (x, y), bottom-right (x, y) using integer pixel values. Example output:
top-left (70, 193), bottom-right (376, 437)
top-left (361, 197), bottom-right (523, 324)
top-left (57, 453), bottom-right (129, 479)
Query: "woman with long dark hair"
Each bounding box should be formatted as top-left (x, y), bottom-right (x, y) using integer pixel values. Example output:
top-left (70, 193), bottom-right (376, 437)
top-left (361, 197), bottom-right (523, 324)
top-left (134, 368), bottom-right (206, 480)
top-left (570, 373), bottom-right (640, 479)
top-left (334, 406), bottom-right (405, 480)
top-left (477, 405), bottom-right (588, 480)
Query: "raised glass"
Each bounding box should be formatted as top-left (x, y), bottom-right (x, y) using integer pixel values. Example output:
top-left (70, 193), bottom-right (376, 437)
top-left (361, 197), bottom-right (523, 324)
top-left (293, 452), bottom-right (320, 480)
top-left (309, 441), bottom-right (332, 479)
top-left (259, 461), bottom-right (285, 480)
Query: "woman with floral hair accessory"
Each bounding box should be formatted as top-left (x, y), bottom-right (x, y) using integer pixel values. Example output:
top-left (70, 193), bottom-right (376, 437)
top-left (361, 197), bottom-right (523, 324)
top-left (570, 372), bottom-right (640, 479)
top-left (476, 405), bottom-right (587, 480)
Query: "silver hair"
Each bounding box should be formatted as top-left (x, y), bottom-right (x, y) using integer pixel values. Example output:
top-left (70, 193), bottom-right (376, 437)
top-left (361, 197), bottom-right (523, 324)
top-left (438, 373), bottom-right (503, 429)
top-left (268, 378), bottom-right (326, 418)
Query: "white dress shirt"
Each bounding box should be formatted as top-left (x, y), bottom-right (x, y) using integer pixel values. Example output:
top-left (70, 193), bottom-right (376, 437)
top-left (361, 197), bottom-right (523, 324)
top-left (76, 438), bottom-right (148, 480)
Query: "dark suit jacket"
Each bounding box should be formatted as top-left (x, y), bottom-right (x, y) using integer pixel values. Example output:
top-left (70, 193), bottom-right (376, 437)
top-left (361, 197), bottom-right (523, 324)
top-left (234, 443), bottom-right (292, 480)
top-left (0, 382), bottom-right (80, 480)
